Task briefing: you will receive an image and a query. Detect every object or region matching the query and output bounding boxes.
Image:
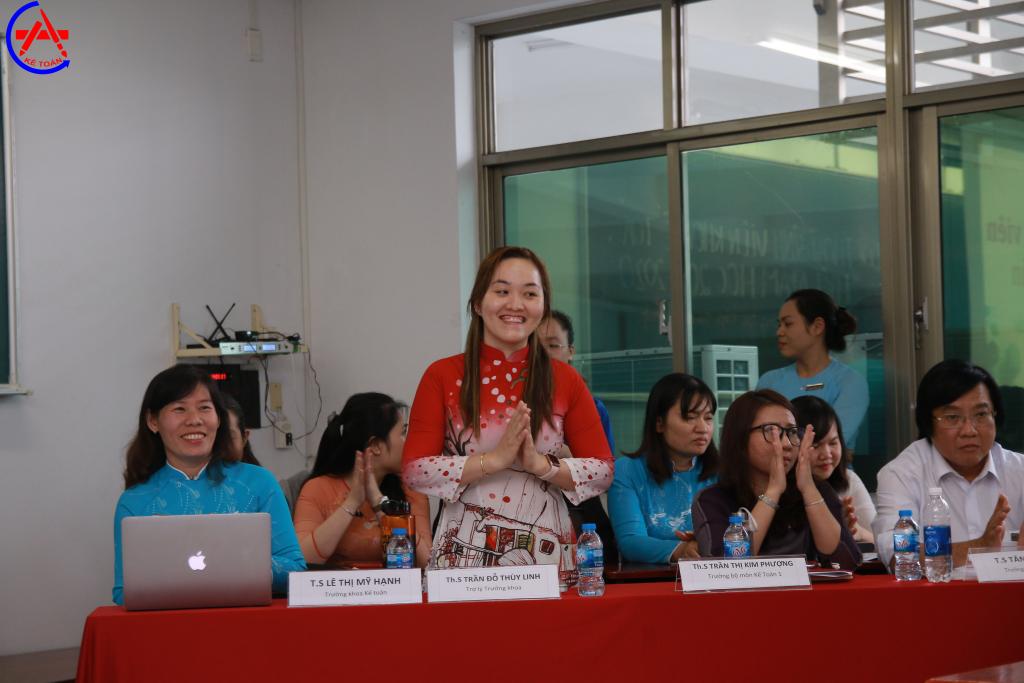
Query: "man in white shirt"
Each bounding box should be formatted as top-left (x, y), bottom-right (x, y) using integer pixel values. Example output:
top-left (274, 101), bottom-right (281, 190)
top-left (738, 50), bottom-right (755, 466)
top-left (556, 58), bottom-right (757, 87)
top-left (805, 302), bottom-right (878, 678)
top-left (873, 360), bottom-right (1024, 568)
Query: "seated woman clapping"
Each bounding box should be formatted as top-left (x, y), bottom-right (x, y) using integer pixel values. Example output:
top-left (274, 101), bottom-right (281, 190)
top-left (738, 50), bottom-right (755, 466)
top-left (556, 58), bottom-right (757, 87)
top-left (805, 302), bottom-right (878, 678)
top-left (691, 389), bottom-right (861, 568)
top-left (792, 396), bottom-right (876, 544)
top-left (608, 373), bottom-right (719, 564)
top-left (293, 393), bottom-right (432, 568)
top-left (112, 365), bottom-right (305, 604)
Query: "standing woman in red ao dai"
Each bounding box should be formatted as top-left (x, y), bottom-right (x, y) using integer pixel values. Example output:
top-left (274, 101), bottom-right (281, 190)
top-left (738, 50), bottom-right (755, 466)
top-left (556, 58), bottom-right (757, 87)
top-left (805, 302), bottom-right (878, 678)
top-left (402, 246), bottom-right (614, 588)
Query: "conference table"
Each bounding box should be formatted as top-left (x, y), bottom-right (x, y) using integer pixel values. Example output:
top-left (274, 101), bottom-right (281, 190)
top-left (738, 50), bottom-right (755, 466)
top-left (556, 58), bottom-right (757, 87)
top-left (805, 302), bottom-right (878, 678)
top-left (77, 575), bottom-right (1024, 683)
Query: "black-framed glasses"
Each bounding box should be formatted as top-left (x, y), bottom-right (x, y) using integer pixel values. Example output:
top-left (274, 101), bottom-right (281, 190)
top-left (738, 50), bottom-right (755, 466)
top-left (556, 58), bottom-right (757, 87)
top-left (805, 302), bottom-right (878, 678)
top-left (750, 423), bottom-right (802, 446)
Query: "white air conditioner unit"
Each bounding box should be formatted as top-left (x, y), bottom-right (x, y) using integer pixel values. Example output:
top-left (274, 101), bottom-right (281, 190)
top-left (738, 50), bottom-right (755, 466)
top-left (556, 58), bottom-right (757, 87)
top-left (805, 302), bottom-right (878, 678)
top-left (693, 344), bottom-right (759, 438)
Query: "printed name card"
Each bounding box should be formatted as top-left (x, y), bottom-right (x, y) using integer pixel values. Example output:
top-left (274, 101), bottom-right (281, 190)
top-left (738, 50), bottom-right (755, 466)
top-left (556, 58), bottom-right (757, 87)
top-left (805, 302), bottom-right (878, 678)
top-left (426, 564), bottom-right (560, 603)
top-left (970, 548), bottom-right (1024, 583)
top-left (678, 556), bottom-right (810, 592)
top-left (288, 569), bottom-right (423, 607)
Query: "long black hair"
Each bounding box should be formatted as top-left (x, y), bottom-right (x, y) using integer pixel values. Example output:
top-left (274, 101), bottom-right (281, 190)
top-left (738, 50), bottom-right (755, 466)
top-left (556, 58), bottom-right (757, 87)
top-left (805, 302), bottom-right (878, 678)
top-left (312, 392), bottom-right (407, 502)
top-left (624, 373), bottom-right (719, 485)
top-left (718, 390), bottom-right (831, 534)
top-left (791, 395), bottom-right (849, 494)
top-left (124, 365), bottom-right (231, 488)
top-left (462, 246), bottom-right (553, 438)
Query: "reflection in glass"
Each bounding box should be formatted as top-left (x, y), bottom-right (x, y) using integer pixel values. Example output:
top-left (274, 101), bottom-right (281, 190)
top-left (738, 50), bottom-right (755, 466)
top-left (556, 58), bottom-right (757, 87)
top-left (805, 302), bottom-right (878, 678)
top-left (504, 156), bottom-right (670, 452)
top-left (940, 106), bottom-right (1024, 452)
top-left (683, 0), bottom-right (885, 125)
top-left (682, 129), bottom-right (885, 486)
top-left (492, 11), bottom-right (662, 151)
top-left (913, 0), bottom-right (1024, 91)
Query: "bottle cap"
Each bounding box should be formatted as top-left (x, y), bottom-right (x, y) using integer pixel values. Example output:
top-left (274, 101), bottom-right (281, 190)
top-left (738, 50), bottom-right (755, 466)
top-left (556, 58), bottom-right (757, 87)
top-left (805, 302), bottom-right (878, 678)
top-left (391, 527), bottom-right (407, 536)
top-left (928, 487), bottom-right (943, 496)
top-left (898, 509), bottom-right (913, 517)
top-left (728, 514), bottom-right (743, 524)
top-left (581, 522), bottom-right (597, 532)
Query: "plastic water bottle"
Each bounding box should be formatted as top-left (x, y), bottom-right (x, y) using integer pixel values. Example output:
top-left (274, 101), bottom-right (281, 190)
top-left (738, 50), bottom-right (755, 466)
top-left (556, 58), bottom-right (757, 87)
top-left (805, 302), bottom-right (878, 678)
top-left (893, 509), bottom-right (922, 581)
top-left (385, 527), bottom-right (413, 569)
top-left (575, 522), bottom-right (605, 597)
top-left (723, 514), bottom-right (751, 558)
top-left (923, 488), bottom-right (952, 583)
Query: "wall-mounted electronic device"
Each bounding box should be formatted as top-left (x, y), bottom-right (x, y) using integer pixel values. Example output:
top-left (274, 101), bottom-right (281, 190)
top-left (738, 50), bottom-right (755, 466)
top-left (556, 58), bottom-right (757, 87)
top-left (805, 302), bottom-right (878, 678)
top-left (171, 304), bottom-right (305, 360)
top-left (219, 340), bottom-right (294, 356)
top-left (184, 364), bottom-right (262, 428)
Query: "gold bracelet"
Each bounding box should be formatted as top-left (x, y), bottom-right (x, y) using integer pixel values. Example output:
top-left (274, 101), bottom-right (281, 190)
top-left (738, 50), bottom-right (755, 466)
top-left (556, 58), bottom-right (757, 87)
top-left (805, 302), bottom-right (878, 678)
top-left (804, 497), bottom-right (825, 508)
top-left (479, 452), bottom-right (488, 475)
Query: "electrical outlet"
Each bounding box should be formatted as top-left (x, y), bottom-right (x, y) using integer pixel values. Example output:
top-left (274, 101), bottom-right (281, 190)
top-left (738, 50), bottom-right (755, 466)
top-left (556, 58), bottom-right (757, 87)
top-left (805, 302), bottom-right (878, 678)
top-left (269, 382), bottom-right (283, 412)
top-left (247, 28), bottom-right (263, 62)
top-left (274, 419), bottom-right (292, 449)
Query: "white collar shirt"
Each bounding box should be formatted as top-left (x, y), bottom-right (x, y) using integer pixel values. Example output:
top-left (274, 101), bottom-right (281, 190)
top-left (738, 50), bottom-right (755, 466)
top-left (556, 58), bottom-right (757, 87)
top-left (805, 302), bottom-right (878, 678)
top-left (872, 438), bottom-right (1024, 567)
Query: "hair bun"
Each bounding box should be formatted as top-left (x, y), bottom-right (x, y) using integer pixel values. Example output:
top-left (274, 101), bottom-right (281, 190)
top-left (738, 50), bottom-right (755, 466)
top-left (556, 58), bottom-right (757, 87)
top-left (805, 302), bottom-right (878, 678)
top-left (835, 306), bottom-right (858, 336)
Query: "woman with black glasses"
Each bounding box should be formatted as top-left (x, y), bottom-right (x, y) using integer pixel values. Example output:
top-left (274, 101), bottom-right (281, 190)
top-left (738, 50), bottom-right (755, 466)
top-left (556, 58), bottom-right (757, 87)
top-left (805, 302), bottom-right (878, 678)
top-left (691, 389), bottom-right (860, 568)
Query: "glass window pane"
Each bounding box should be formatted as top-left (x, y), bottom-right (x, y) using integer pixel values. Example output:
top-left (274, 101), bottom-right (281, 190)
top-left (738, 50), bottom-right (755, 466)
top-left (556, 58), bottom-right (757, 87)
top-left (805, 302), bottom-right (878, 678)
top-left (940, 106), bottom-right (1024, 452)
top-left (913, 1), bottom-right (1024, 91)
top-left (682, 0), bottom-right (885, 126)
top-left (504, 156), bottom-right (670, 453)
top-left (493, 10), bottom-right (662, 151)
top-left (683, 129), bottom-right (885, 487)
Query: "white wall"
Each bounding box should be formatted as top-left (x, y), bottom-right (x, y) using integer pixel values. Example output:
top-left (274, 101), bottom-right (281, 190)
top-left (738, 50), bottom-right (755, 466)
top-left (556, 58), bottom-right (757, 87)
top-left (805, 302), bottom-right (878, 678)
top-left (301, 0), bottom-right (571, 420)
top-left (0, 0), bottom-right (583, 656)
top-left (0, 0), bottom-right (307, 654)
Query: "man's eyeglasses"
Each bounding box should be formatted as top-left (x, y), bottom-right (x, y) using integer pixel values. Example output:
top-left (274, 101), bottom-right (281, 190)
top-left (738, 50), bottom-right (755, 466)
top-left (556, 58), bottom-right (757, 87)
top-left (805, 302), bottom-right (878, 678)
top-left (933, 410), bottom-right (996, 430)
top-left (750, 423), bottom-right (802, 446)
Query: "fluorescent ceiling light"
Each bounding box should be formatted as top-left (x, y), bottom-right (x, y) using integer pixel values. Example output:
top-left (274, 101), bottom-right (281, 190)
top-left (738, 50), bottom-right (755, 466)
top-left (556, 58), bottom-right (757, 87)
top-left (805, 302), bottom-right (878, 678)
top-left (757, 38), bottom-right (886, 79)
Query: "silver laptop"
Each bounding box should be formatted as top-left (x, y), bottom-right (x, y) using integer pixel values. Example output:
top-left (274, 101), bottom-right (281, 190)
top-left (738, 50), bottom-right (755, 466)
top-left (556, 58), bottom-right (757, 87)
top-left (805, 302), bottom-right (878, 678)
top-left (122, 513), bottom-right (272, 611)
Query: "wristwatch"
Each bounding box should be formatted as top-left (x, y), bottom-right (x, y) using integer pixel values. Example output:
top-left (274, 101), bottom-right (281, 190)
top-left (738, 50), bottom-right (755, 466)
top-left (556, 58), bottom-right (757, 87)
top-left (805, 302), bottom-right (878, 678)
top-left (372, 495), bottom-right (390, 513)
top-left (538, 454), bottom-right (561, 481)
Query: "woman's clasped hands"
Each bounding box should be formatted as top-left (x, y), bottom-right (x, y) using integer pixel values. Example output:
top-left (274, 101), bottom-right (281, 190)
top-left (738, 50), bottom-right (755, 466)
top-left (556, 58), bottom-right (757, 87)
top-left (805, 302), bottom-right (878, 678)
top-left (479, 401), bottom-right (553, 479)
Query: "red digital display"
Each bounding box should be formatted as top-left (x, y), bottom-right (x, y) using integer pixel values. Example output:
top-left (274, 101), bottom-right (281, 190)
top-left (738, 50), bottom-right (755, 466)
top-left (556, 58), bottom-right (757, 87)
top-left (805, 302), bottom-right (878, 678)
top-left (209, 372), bottom-right (228, 381)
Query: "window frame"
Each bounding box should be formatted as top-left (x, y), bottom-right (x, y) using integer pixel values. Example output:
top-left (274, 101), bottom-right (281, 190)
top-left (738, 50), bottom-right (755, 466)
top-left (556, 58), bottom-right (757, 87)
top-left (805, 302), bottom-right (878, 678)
top-left (0, 49), bottom-right (25, 395)
top-left (476, 0), bottom-right (1024, 457)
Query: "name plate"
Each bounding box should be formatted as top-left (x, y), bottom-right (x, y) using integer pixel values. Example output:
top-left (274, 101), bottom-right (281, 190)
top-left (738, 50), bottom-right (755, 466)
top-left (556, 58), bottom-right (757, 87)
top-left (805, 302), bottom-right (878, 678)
top-left (678, 556), bottom-right (810, 592)
top-left (971, 549), bottom-right (1024, 583)
top-left (288, 569), bottom-right (423, 607)
top-left (426, 564), bottom-right (560, 603)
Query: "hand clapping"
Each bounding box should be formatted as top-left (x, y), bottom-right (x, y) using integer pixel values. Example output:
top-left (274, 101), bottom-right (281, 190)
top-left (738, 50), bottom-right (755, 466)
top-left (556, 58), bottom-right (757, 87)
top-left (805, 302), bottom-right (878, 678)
top-left (794, 424), bottom-right (817, 499)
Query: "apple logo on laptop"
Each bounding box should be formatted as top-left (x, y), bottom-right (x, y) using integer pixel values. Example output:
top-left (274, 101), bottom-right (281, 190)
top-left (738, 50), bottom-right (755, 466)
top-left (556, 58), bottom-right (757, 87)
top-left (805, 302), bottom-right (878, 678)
top-left (188, 551), bottom-right (206, 571)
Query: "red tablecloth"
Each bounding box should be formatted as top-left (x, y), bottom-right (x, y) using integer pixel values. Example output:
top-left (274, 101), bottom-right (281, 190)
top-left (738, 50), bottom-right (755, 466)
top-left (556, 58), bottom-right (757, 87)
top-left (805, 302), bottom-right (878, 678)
top-left (76, 575), bottom-right (1024, 683)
